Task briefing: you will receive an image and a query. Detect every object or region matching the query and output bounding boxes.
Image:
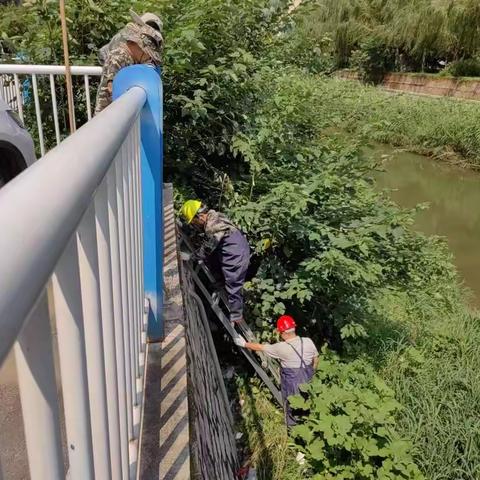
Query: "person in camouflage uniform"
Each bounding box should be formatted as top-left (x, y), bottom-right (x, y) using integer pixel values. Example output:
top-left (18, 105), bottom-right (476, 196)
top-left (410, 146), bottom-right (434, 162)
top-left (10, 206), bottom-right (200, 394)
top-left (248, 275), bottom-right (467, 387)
top-left (98, 11), bottom-right (163, 65)
top-left (94, 20), bottom-right (163, 114)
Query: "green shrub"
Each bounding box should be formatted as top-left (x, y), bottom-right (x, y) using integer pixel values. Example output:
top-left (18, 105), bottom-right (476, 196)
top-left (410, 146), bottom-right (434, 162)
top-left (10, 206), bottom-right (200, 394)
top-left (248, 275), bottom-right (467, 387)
top-left (350, 38), bottom-right (395, 84)
top-left (290, 350), bottom-right (424, 479)
top-left (273, 15), bottom-right (336, 74)
top-left (229, 70), bottom-right (457, 349)
top-left (446, 58), bottom-right (480, 78)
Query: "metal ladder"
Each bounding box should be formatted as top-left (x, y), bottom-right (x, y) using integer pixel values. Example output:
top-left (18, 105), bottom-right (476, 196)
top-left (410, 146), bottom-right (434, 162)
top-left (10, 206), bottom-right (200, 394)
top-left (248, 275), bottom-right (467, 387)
top-left (177, 221), bottom-right (282, 405)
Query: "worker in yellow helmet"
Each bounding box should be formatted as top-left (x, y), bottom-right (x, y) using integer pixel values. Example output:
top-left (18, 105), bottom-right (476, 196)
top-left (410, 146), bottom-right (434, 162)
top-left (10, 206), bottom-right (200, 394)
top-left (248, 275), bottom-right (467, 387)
top-left (180, 200), bottom-right (251, 324)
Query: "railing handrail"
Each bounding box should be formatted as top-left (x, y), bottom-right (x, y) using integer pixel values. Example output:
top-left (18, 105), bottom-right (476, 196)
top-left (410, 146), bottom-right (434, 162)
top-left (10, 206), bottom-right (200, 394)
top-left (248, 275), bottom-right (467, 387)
top-left (0, 85), bottom-right (146, 364)
top-left (0, 64), bottom-right (102, 76)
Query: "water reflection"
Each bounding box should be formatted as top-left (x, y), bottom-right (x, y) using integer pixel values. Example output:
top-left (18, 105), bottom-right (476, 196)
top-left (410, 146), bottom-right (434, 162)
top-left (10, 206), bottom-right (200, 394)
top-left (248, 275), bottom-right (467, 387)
top-left (374, 147), bottom-right (480, 304)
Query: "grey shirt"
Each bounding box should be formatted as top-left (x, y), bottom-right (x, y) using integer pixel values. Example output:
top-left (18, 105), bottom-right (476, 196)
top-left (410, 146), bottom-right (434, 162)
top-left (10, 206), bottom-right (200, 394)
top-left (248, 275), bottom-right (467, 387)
top-left (263, 336), bottom-right (318, 369)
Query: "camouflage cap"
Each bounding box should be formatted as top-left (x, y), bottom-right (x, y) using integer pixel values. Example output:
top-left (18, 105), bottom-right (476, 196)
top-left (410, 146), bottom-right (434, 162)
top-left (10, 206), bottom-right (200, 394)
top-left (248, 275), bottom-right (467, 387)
top-left (122, 23), bottom-right (163, 65)
top-left (141, 13), bottom-right (163, 33)
top-left (130, 10), bottom-right (163, 33)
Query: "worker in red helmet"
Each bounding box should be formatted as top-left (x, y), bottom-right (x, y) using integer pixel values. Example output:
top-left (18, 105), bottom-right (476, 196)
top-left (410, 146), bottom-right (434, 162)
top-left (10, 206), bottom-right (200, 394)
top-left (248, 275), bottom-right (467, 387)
top-left (234, 315), bottom-right (319, 427)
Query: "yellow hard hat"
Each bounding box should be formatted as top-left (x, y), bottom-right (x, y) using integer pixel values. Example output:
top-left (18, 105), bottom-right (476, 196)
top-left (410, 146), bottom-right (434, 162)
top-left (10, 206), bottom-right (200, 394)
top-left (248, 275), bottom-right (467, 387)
top-left (180, 200), bottom-right (202, 224)
top-left (262, 238), bottom-right (272, 251)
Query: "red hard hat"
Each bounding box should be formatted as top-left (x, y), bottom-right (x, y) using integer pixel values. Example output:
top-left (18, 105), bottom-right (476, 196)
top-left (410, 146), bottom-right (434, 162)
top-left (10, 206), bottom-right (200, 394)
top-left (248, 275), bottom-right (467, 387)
top-left (276, 315), bottom-right (296, 332)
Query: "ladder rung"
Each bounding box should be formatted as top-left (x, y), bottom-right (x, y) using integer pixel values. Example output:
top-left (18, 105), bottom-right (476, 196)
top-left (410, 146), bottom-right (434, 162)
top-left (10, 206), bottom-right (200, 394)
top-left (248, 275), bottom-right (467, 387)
top-left (177, 219), bottom-right (280, 378)
top-left (183, 258), bottom-right (282, 405)
top-left (177, 225), bottom-right (281, 384)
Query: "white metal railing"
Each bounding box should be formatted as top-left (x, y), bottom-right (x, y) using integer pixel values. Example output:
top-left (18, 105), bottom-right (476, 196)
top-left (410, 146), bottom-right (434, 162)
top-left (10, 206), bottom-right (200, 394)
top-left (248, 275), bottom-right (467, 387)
top-left (0, 64), bottom-right (102, 156)
top-left (0, 73), bottom-right (19, 110)
top-left (0, 86), bottom-right (148, 480)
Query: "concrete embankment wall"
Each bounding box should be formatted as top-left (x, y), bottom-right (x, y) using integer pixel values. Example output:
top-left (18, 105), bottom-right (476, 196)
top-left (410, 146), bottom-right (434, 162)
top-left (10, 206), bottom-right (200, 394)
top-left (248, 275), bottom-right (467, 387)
top-left (335, 70), bottom-right (480, 101)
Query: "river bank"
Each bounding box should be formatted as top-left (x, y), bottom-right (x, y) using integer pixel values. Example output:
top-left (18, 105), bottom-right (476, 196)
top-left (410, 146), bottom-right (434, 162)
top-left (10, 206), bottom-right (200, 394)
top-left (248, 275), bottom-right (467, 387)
top-left (315, 77), bottom-right (480, 170)
top-left (336, 69), bottom-right (480, 102)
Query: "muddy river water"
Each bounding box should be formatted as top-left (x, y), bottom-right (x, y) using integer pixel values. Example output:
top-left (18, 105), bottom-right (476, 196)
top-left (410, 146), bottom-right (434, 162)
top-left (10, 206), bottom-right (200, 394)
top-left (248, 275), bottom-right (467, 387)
top-left (374, 146), bottom-right (480, 305)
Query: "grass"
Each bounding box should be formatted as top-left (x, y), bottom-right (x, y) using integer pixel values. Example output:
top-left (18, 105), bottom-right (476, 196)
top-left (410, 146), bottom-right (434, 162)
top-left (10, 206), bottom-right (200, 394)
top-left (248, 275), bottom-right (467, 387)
top-left (357, 282), bottom-right (480, 479)
top-left (381, 309), bottom-right (480, 479)
top-left (336, 69), bottom-right (480, 79)
top-left (233, 377), bottom-right (306, 480)
top-left (315, 78), bottom-right (480, 169)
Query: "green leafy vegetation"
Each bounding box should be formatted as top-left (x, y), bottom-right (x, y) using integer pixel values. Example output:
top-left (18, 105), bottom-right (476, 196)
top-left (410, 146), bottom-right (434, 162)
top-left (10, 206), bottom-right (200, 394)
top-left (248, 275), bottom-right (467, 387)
top-left (299, 77), bottom-right (480, 168)
top-left (290, 349), bottom-right (423, 479)
top-left (228, 69), bottom-right (459, 350)
top-left (234, 375), bottom-right (305, 480)
top-left (0, 0), bottom-right (134, 63)
top-left (2, 0), bottom-right (480, 478)
top-left (289, 0), bottom-right (480, 77)
top-left (444, 58), bottom-right (480, 78)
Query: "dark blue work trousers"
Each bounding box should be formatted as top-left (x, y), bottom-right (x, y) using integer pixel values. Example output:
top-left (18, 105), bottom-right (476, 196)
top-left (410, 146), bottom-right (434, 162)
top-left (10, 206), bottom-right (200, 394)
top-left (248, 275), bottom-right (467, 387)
top-left (209, 230), bottom-right (250, 321)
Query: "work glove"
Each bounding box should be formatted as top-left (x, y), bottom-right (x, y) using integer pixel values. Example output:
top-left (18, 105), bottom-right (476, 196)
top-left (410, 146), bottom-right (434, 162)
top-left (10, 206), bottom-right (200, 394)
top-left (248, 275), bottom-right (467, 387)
top-left (180, 251), bottom-right (192, 261)
top-left (180, 251), bottom-right (204, 265)
top-left (230, 312), bottom-right (243, 324)
top-left (233, 335), bottom-right (247, 348)
top-left (231, 319), bottom-right (244, 329)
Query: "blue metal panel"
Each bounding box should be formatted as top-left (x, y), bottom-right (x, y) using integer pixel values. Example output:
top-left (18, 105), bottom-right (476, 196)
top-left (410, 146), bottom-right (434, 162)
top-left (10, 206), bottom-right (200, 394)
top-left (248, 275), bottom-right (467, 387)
top-left (113, 65), bottom-right (164, 341)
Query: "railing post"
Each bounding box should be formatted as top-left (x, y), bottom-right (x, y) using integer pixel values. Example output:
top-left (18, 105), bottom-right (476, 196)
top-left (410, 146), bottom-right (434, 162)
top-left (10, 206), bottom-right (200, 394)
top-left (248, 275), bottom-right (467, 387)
top-left (52, 239), bottom-right (95, 480)
top-left (113, 65), bottom-right (164, 342)
top-left (14, 291), bottom-right (65, 480)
